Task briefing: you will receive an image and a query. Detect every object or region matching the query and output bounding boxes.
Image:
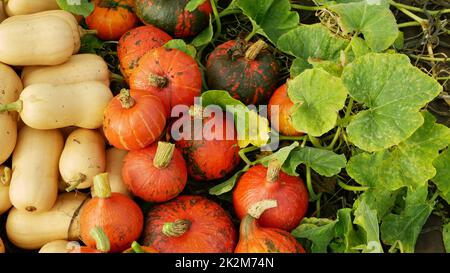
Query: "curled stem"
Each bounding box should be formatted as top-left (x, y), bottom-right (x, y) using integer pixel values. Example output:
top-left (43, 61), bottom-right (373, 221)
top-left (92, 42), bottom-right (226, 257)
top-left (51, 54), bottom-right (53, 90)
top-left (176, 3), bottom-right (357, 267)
top-left (337, 180), bottom-right (369, 192)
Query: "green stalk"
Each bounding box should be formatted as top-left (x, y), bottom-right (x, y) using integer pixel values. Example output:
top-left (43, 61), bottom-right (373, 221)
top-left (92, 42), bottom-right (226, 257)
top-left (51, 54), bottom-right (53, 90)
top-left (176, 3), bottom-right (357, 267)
top-left (89, 227), bottom-right (111, 253)
top-left (408, 55), bottom-right (450, 62)
top-left (245, 25), bottom-right (259, 42)
top-left (239, 145), bottom-right (259, 165)
top-left (306, 166), bottom-right (318, 201)
top-left (291, 4), bottom-right (326, 11)
top-left (337, 180), bottom-right (369, 192)
top-left (389, 1), bottom-right (450, 15)
top-left (0, 100), bottom-right (23, 113)
top-left (397, 21), bottom-right (421, 28)
top-left (327, 127), bottom-right (341, 150)
top-left (131, 241), bottom-right (145, 253)
top-left (279, 135), bottom-right (307, 141)
top-left (211, 0), bottom-right (221, 43)
top-left (308, 135), bottom-right (322, 148)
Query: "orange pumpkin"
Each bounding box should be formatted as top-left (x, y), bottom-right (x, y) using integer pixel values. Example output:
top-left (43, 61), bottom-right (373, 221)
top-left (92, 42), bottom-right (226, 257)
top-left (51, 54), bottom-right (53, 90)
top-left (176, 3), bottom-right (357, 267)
top-left (129, 47), bottom-right (202, 116)
top-left (268, 83), bottom-right (304, 136)
top-left (103, 89), bottom-right (167, 150)
top-left (123, 241), bottom-right (159, 253)
top-left (79, 173), bottom-right (144, 253)
top-left (86, 0), bottom-right (139, 40)
top-left (118, 25), bottom-right (172, 81)
top-left (234, 200), bottom-right (306, 253)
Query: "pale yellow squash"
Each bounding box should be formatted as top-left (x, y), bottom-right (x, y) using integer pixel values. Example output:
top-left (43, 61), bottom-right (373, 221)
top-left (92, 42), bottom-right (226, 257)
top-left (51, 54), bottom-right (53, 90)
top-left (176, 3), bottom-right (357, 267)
top-left (9, 126), bottom-right (63, 212)
top-left (6, 192), bottom-right (89, 250)
top-left (2, 81), bottom-right (113, 130)
top-left (22, 54), bottom-right (110, 87)
top-left (105, 148), bottom-right (131, 196)
top-left (5, 0), bottom-right (59, 16)
top-left (0, 1), bottom-right (7, 22)
top-left (3, 10), bottom-right (81, 54)
top-left (39, 240), bottom-right (79, 253)
top-left (60, 129), bottom-right (106, 190)
top-left (0, 15), bottom-right (74, 66)
top-left (0, 166), bottom-right (12, 216)
top-left (0, 63), bottom-right (22, 164)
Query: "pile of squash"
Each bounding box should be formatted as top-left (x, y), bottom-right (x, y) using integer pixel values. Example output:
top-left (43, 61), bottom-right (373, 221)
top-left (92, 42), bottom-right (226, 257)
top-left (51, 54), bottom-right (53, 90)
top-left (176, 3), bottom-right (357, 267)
top-left (0, 0), bottom-right (309, 254)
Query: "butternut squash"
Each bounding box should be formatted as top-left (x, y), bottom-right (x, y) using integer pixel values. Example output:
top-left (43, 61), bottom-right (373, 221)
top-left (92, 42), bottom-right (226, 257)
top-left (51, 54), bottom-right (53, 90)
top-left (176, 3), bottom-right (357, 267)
top-left (6, 192), bottom-right (89, 250)
top-left (0, 166), bottom-right (12, 216)
top-left (0, 237), bottom-right (4, 253)
top-left (22, 54), bottom-right (110, 87)
top-left (3, 10), bottom-right (81, 54)
top-left (5, 0), bottom-right (59, 16)
top-left (0, 15), bottom-right (75, 66)
top-left (39, 240), bottom-right (79, 253)
top-left (9, 126), bottom-right (63, 212)
top-left (60, 129), bottom-right (106, 190)
top-left (0, 81), bottom-right (113, 130)
top-left (0, 63), bottom-right (22, 164)
top-left (105, 148), bottom-right (130, 196)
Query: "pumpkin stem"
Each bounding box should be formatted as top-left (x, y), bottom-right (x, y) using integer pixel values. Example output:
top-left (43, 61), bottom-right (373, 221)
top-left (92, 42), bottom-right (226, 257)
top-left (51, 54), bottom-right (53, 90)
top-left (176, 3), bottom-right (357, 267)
top-left (153, 141), bottom-right (175, 169)
top-left (188, 104), bottom-right (203, 119)
top-left (78, 26), bottom-right (98, 37)
top-left (0, 100), bottom-right (23, 113)
top-left (89, 226), bottom-right (111, 253)
top-left (148, 73), bottom-right (168, 88)
top-left (92, 173), bottom-right (112, 199)
top-left (119, 89), bottom-right (136, 109)
top-left (162, 219), bottom-right (191, 237)
top-left (65, 173), bottom-right (87, 192)
top-left (0, 166), bottom-right (11, 186)
top-left (266, 160), bottom-right (282, 183)
top-left (245, 40), bottom-right (268, 61)
top-left (248, 199), bottom-right (278, 219)
top-left (131, 241), bottom-right (145, 253)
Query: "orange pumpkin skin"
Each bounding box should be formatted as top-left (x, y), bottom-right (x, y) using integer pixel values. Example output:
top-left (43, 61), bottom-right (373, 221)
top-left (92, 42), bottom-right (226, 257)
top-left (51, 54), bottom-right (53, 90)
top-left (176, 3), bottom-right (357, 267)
top-left (173, 110), bottom-right (241, 181)
top-left (122, 142), bottom-right (187, 202)
top-left (129, 47), bottom-right (202, 116)
top-left (118, 25), bottom-right (172, 82)
top-left (233, 164), bottom-right (309, 231)
top-left (103, 89), bottom-right (167, 150)
top-left (268, 84), bottom-right (303, 136)
top-left (69, 247), bottom-right (103, 253)
top-left (80, 193), bottom-right (144, 253)
top-left (86, 0), bottom-right (139, 40)
top-left (143, 195), bottom-right (237, 253)
top-left (235, 215), bottom-right (306, 253)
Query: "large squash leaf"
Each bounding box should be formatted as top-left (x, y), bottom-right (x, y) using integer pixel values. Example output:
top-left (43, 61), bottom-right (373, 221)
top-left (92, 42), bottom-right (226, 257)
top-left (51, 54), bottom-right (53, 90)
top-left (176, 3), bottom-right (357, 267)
top-left (347, 112), bottom-right (450, 191)
top-left (328, 1), bottom-right (398, 52)
top-left (235, 0), bottom-right (299, 44)
top-left (56, 0), bottom-right (94, 17)
top-left (288, 68), bottom-right (348, 136)
top-left (343, 53), bottom-right (442, 152)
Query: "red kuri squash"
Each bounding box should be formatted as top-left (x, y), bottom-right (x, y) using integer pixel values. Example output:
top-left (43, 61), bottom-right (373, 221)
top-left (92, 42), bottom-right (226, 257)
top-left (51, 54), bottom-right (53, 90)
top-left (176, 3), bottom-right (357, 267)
top-left (233, 161), bottom-right (309, 231)
top-left (79, 173), bottom-right (144, 253)
top-left (235, 200), bottom-right (306, 253)
top-left (130, 47), bottom-right (202, 116)
top-left (206, 39), bottom-right (280, 105)
top-left (118, 25), bottom-right (172, 82)
top-left (103, 89), bottom-right (166, 150)
top-left (143, 195), bottom-right (236, 253)
top-left (86, 0), bottom-right (139, 40)
top-left (173, 106), bottom-right (241, 181)
top-left (268, 83), bottom-right (304, 136)
top-left (134, 0), bottom-right (212, 38)
top-left (122, 141), bottom-right (187, 202)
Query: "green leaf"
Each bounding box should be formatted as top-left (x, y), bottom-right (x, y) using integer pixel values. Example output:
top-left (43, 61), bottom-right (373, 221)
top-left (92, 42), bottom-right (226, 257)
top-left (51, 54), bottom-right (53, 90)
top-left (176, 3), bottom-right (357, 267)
top-left (329, 1), bottom-right (398, 52)
top-left (290, 59), bottom-right (309, 78)
top-left (354, 188), bottom-right (400, 220)
top-left (308, 59), bottom-right (343, 77)
top-left (163, 39), bottom-right (197, 58)
top-left (56, 0), bottom-right (94, 17)
top-left (381, 187), bottom-right (434, 253)
top-left (350, 37), bottom-right (371, 58)
top-left (292, 217), bottom-right (337, 253)
top-left (201, 91), bottom-right (270, 148)
top-left (393, 31), bottom-right (404, 50)
top-left (444, 222), bottom-right (450, 253)
top-left (432, 149), bottom-right (450, 204)
top-left (353, 200), bottom-right (383, 253)
top-left (235, 0), bottom-right (299, 44)
top-left (278, 24), bottom-right (348, 74)
top-left (347, 112), bottom-right (450, 191)
top-left (287, 68), bottom-right (348, 136)
top-left (331, 208), bottom-right (364, 253)
top-left (79, 34), bottom-right (104, 54)
top-left (191, 16), bottom-right (213, 48)
top-left (185, 0), bottom-right (207, 12)
top-left (209, 165), bottom-right (250, 195)
top-left (283, 147), bottom-right (347, 177)
top-left (259, 142), bottom-right (299, 167)
top-left (343, 53), bottom-right (442, 152)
